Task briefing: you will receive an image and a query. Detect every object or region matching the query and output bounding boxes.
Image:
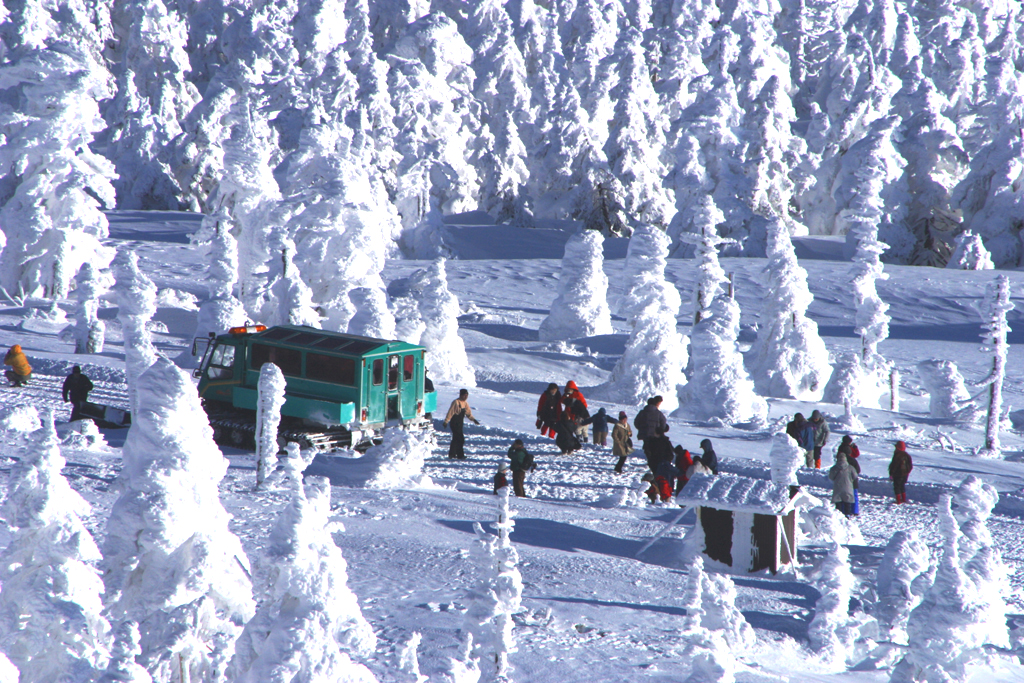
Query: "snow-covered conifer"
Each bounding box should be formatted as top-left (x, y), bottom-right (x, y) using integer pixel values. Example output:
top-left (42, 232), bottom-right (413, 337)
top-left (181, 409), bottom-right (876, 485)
top-left (113, 250), bottom-right (158, 417)
top-left (602, 27), bottom-right (674, 232)
top-left (0, 40), bottom-right (115, 299)
top-left (916, 359), bottom-right (979, 422)
top-left (539, 230), bottom-right (612, 341)
top-left (0, 413), bottom-right (110, 681)
top-left (255, 363), bottom-right (286, 489)
top-left (665, 139), bottom-right (725, 257)
top-left (808, 541), bottom-right (859, 669)
top-left (680, 228), bottom-right (730, 324)
top-left (946, 231), bottom-right (994, 270)
top-left (769, 432), bottom-right (803, 487)
top-left (189, 217), bottom-right (246, 363)
top-left (108, 0), bottom-right (198, 209)
top-left (605, 229), bottom-right (687, 412)
top-left (228, 476), bottom-right (377, 682)
top-left (98, 622), bottom-right (152, 683)
top-left (976, 275), bottom-right (1013, 456)
top-left (685, 294), bottom-right (767, 425)
top-left (824, 352), bottom-right (888, 411)
top-left (406, 259), bottom-right (475, 386)
top-left (102, 358), bottom-right (254, 682)
top-left (750, 222), bottom-right (831, 400)
top-left (875, 530), bottom-right (931, 645)
top-left (618, 225), bottom-right (675, 324)
top-left (73, 262), bottom-right (111, 354)
top-left (348, 287), bottom-right (397, 340)
top-left (679, 556), bottom-right (739, 683)
top-left (264, 232), bottom-right (321, 329)
top-left (465, 487), bottom-right (523, 683)
top-left (563, 0), bottom-right (622, 124)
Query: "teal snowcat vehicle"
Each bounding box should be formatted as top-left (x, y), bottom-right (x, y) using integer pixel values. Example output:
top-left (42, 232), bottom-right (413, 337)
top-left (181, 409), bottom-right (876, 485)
top-left (193, 324), bottom-right (437, 451)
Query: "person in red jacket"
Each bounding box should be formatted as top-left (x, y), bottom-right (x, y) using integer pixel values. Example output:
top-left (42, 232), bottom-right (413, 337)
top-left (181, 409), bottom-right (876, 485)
top-left (563, 380), bottom-right (589, 441)
top-left (536, 383), bottom-right (562, 438)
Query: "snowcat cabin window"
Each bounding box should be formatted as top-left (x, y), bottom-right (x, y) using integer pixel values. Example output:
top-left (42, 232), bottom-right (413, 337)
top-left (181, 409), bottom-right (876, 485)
top-left (403, 355), bottom-right (414, 382)
top-left (372, 358), bottom-right (384, 385)
top-left (388, 355), bottom-right (400, 390)
top-left (207, 344), bottom-right (236, 379)
top-left (307, 353), bottom-right (355, 385)
top-left (251, 343), bottom-right (301, 376)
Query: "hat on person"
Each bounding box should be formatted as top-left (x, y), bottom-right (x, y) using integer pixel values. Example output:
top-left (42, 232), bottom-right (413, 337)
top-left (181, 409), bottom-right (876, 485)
top-left (499, 463), bottom-right (508, 472)
top-left (72, 365), bottom-right (81, 373)
top-left (811, 410), bottom-right (822, 420)
top-left (548, 382), bottom-right (558, 391)
top-left (896, 440), bottom-right (906, 450)
top-left (618, 411), bottom-right (627, 420)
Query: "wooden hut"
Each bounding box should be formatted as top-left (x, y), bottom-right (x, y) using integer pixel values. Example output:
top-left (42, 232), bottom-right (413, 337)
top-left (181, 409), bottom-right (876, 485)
top-left (676, 473), bottom-right (806, 575)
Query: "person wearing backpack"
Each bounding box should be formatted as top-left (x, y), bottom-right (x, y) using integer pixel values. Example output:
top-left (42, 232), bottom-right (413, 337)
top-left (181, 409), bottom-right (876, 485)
top-left (507, 439), bottom-right (536, 497)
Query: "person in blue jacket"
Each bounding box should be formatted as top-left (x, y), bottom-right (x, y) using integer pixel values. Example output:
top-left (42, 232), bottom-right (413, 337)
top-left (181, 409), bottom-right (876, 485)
top-left (583, 407), bottom-right (618, 446)
top-left (699, 439), bottom-right (719, 475)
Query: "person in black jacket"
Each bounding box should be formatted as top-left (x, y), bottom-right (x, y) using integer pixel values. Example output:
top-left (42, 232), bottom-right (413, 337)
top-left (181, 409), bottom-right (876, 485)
top-left (634, 396), bottom-right (669, 472)
top-left (699, 438), bottom-right (718, 475)
top-left (62, 366), bottom-right (94, 422)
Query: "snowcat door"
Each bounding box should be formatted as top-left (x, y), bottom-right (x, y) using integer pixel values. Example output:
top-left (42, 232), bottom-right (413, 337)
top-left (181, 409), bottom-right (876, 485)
top-left (197, 341), bottom-right (241, 402)
top-left (386, 354), bottom-right (401, 422)
top-left (400, 353), bottom-right (418, 420)
top-left (363, 357), bottom-right (386, 425)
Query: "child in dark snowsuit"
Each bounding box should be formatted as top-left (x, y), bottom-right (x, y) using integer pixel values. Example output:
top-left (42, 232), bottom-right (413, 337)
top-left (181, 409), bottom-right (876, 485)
top-left (583, 407), bottom-right (618, 446)
top-left (493, 464), bottom-right (509, 494)
top-left (889, 441), bottom-right (913, 504)
top-left (507, 440), bottom-right (536, 497)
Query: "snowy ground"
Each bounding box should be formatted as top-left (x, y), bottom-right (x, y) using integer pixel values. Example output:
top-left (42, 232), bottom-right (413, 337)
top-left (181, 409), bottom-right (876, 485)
top-left (2, 211), bottom-right (1024, 681)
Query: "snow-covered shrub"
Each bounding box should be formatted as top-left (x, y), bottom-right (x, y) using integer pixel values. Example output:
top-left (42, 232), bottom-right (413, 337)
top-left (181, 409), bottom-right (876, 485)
top-left (73, 263), bottom-right (111, 354)
top-left (750, 222), bottom-right (831, 400)
top-left (684, 293), bottom-right (767, 425)
top-left (769, 433), bottom-right (802, 486)
top-left (603, 227), bottom-right (687, 412)
top-left (102, 358), bottom-right (254, 682)
top-left (679, 556), bottom-right (738, 683)
top-left (875, 530), bottom-right (931, 645)
top-left (0, 414), bottom-right (110, 681)
top-left (916, 359), bottom-right (980, 422)
top-left (99, 621), bottom-right (152, 683)
top-left (113, 250), bottom-right (158, 416)
top-left (255, 363), bottom-right (286, 489)
top-left (824, 352), bottom-right (887, 410)
top-left (539, 230), bottom-right (613, 341)
top-left (228, 476), bottom-right (378, 683)
top-left (946, 231), bottom-right (994, 270)
top-left (406, 259), bottom-right (475, 386)
top-left (0, 405), bottom-right (42, 440)
top-left (465, 487), bottom-right (523, 683)
top-left (891, 493), bottom-right (1010, 683)
top-left (808, 541), bottom-right (876, 669)
top-left (952, 476), bottom-right (999, 554)
top-left (976, 275), bottom-right (1013, 456)
top-left (363, 428), bottom-right (434, 489)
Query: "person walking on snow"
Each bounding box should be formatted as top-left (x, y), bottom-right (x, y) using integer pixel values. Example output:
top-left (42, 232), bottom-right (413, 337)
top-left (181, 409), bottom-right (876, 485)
top-left (62, 365), bottom-right (94, 422)
top-left (829, 452), bottom-right (858, 517)
top-left (787, 413), bottom-right (816, 468)
top-left (889, 441), bottom-right (913, 504)
top-left (3, 344), bottom-right (32, 387)
top-left (444, 389), bottom-right (479, 460)
top-left (635, 396), bottom-right (669, 473)
top-left (810, 410), bottom-right (830, 469)
top-left (507, 439), bottom-right (536, 497)
top-left (563, 381), bottom-right (589, 441)
top-left (611, 411), bottom-right (633, 473)
top-left (583, 407), bottom-right (617, 446)
top-left (536, 383), bottom-right (562, 438)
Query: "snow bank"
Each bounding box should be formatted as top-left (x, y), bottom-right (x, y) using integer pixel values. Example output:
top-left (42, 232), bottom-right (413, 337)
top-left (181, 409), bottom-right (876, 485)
top-left (228, 476), bottom-right (378, 683)
top-left (538, 230), bottom-right (612, 341)
top-left (102, 357), bottom-right (254, 682)
top-left (360, 428), bottom-right (434, 489)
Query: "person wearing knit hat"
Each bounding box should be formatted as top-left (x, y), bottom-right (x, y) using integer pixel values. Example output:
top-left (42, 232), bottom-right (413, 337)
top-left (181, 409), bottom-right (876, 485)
top-left (888, 441), bottom-right (913, 504)
top-left (611, 411), bottom-right (633, 474)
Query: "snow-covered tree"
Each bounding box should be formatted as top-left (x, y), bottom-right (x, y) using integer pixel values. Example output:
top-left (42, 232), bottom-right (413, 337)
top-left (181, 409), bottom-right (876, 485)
top-left (891, 492), bottom-right (1010, 683)
top-left (678, 556), bottom-right (740, 683)
top-left (227, 476), bottom-right (378, 683)
top-left (73, 262), bottom-right (111, 354)
top-left (824, 352), bottom-right (888, 411)
top-left (750, 222), bottom-right (831, 400)
top-left (465, 487), bottom-right (523, 683)
top-left (808, 541), bottom-right (863, 669)
top-left (685, 294), bottom-right (767, 425)
top-left (98, 621), bottom-right (152, 683)
top-left (769, 433), bottom-right (803, 487)
top-left (406, 258), bottom-right (475, 386)
top-left (538, 230), bottom-right (612, 341)
top-left (875, 530), bottom-right (931, 645)
top-left (0, 653), bottom-right (16, 683)
top-left (263, 231), bottom-right (321, 329)
top-left (113, 250), bottom-right (158, 417)
top-left (189, 216), bottom-right (246, 364)
top-left (0, 36), bottom-right (116, 299)
top-left (618, 225), bottom-right (675, 324)
top-left (680, 227), bottom-right (730, 324)
top-left (563, 0), bottom-right (622, 126)
top-left (255, 363), bottom-right (286, 489)
top-left (916, 359), bottom-right (980, 422)
top-left (348, 286), bottom-right (397, 340)
top-left (976, 275), bottom-right (1013, 457)
top-left (102, 358), bottom-right (254, 683)
top-left (946, 231), bottom-right (994, 270)
top-left (604, 228), bottom-right (687, 412)
top-left (0, 414), bottom-right (110, 682)
top-left (108, 0), bottom-right (198, 209)
top-left (665, 138), bottom-right (725, 257)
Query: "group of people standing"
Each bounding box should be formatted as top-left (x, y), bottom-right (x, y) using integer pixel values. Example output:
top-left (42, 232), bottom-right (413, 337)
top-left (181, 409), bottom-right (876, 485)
top-left (633, 395), bottom-right (719, 503)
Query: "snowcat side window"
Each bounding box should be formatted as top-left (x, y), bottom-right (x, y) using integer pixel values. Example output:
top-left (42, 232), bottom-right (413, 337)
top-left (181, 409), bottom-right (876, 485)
top-left (388, 355), bottom-right (399, 390)
top-left (251, 344), bottom-right (301, 376)
top-left (307, 353), bottom-right (355, 385)
top-left (207, 344), bottom-right (236, 379)
top-left (372, 359), bottom-right (383, 385)
top-left (403, 355), bottom-right (414, 382)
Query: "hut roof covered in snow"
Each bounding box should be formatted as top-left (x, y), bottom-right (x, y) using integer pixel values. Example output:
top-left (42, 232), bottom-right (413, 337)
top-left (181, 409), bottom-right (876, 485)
top-left (676, 473), bottom-right (794, 515)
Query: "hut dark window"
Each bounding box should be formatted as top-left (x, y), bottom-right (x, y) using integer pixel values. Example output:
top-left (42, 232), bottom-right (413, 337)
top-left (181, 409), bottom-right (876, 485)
top-left (251, 344), bottom-right (301, 376)
top-left (307, 353), bottom-right (355, 385)
top-left (700, 507), bottom-right (733, 566)
top-left (372, 359), bottom-right (383, 385)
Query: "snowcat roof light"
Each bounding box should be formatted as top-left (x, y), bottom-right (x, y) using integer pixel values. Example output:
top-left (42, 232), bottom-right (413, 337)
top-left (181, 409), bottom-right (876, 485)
top-left (228, 325), bottom-right (267, 335)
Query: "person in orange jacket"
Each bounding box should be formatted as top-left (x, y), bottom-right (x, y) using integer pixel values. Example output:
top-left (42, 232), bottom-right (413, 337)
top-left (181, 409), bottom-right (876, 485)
top-left (563, 380), bottom-right (589, 441)
top-left (3, 344), bottom-right (32, 387)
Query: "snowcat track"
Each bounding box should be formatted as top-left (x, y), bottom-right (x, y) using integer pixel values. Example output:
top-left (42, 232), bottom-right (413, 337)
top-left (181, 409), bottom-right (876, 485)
top-left (204, 405), bottom-right (353, 453)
